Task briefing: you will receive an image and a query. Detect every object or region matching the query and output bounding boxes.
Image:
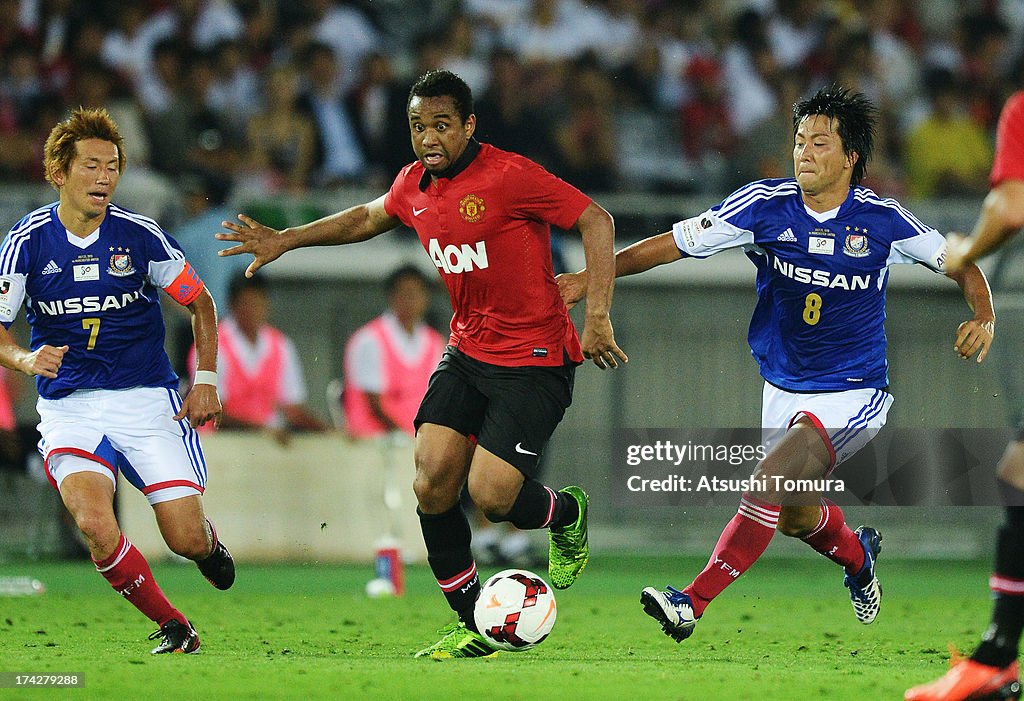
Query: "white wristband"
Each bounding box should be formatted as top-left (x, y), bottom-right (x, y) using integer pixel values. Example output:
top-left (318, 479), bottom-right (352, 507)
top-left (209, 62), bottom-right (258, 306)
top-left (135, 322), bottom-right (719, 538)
top-left (193, 370), bottom-right (218, 387)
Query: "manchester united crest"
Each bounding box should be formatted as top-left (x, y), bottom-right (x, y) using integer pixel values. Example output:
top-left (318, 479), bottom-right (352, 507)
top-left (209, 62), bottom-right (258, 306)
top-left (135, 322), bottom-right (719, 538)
top-left (108, 250), bottom-right (136, 277)
top-left (458, 194), bottom-right (486, 223)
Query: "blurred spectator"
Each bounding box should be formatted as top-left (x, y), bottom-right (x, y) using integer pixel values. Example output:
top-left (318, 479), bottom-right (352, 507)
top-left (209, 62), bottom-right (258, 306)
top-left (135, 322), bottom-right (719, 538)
top-left (73, 61), bottom-right (150, 166)
top-left (171, 172), bottom-right (243, 309)
top-left (577, 0), bottom-right (642, 69)
top-left (71, 60), bottom-right (180, 221)
top-left (135, 37), bottom-right (182, 115)
top-left (47, 17), bottom-right (107, 101)
top-left (236, 0), bottom-right (277, 71)
top-left (151, 0), bottom-right (244, 53)
top-left (1, 0), bottom-right (1024, 201)
top-left (437, 11), bottom-right (490, 96)
top-left (307, 0), bottom-right (382, 92)
top-left (550, 57), bottom-right (617, 191)
top-left (732, 70), bottom-right (805, 188)
top-left (138, 43), bottom-right (240, 192)
top-left (722, 10), bottom-right (779, 136)
top-left (679, 55), bottom-right (734, 165)
top-left (3, 40), bottom-right (45, 129)
top-left (100, 4), bottom-right (173, 94)
top-left (904, 67), bottom-right (992, 199)
top-left (296, 42), bottom-right (367, 187)
top-left (0, 0), bottom-right (36, 57)
top-left (208, 40), bottom-right (261, 139)
top-left (767, 0), bottom-right (827, 71)
top-left (960, 12), bottom-right (1014, 131)
top-left (864, 0), bottom-right (921, 106)
top-left (503, 0), bottom-right (586, 63)
top-left (245, 63), bottom-right (317, 192)
top-left (343, 265), bottom-right (444, 439)
top-left (28, 0), bottom-right (78, 65)
top-left (194, 274), bottom-right (330, 442)
top-left (347, 51), bottom-right (412, 183)
top-left (474, 48), bottom-right (554, 161)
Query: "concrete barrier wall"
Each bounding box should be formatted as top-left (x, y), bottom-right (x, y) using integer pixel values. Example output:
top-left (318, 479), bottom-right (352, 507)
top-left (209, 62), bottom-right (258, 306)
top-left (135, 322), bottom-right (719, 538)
top-left (117, 432), bottom-right (426, 563)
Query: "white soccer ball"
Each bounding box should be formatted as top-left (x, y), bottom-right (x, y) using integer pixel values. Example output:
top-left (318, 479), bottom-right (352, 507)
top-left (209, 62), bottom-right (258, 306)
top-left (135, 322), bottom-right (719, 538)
top-left (474, 569), bottom-right (557, 651)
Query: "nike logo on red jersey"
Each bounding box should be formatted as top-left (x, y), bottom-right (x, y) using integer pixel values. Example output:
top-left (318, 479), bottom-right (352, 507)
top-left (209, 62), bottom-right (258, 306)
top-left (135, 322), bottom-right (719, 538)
top-left (413, 206), bottom-right (428, 216)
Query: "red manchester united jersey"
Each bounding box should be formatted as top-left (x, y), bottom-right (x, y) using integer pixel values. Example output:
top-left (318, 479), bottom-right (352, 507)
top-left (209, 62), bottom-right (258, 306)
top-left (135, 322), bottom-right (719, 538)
top-left (384, 141), bottom-right (589, 367)
top-left (991, 91), bottom-right (1024, 185)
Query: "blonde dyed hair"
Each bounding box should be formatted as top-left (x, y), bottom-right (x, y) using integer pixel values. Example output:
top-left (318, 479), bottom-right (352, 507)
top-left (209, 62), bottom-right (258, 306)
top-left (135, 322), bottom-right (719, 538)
top-left (43, 107), bottom-right (126, 190)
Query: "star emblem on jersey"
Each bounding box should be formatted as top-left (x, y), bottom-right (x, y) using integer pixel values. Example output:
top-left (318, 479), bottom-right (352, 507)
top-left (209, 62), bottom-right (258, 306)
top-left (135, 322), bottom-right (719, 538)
top-left (41, 260), bottom-right (62, 275)
top-left (458, 194), bottom-right (486, 223)
top-left (776, 228), bottom-right (797, 242)
top-left (108, 252), bottom-right (136, 277)
top-left (843, 233), bottom-right (870, 257)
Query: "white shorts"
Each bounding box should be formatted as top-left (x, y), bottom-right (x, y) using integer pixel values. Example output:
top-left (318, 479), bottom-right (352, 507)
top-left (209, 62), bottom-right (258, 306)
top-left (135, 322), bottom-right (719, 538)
top-left (37, 386), bottom-right (207, 505)
top-left (761, 382), bottom-right (893, 473)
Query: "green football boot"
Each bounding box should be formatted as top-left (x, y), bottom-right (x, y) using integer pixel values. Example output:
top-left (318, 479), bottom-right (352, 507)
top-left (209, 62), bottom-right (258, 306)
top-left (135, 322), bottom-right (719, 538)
top-left (413, 622), bottom-right (498, 660)
top-left (548, 486), bottom-right (589, 589)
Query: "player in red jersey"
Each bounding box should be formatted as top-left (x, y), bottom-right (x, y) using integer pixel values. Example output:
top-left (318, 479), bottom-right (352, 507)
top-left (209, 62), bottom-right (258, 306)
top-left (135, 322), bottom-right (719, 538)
top-left (218, 70), bottom-right (626, 658)
top-left (905, 92), bottom-right (1024, 701)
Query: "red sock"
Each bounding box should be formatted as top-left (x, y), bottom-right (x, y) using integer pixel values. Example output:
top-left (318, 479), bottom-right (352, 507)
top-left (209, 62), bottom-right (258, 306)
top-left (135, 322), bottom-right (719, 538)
top-left (685, 494), bottom-right (780, 617)
top-left (800, 499), bottom-right (865, 575)
top-left (93, 534), bottom-right (185, 627)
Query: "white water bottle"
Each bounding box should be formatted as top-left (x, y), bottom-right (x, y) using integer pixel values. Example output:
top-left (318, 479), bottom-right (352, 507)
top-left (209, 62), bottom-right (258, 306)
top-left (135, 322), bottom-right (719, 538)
top-left (0, 576), bottom-right (46, 596)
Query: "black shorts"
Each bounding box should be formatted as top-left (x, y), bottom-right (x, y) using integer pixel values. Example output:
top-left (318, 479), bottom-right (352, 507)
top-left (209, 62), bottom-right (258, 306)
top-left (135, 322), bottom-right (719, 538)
top-left (414, 347), bottom-right (576, 476)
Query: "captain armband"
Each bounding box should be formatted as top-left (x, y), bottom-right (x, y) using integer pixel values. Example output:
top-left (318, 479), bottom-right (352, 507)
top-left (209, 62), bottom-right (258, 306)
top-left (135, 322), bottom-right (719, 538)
top-left (164, 261), bottom-right (206, 306)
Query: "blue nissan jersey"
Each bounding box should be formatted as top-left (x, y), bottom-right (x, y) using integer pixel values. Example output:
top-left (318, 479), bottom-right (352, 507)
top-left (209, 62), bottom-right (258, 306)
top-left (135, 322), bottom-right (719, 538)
top-left (672, 179), bottom-right (946, 392)
top-left (0, 203), bottom-right (194, 399)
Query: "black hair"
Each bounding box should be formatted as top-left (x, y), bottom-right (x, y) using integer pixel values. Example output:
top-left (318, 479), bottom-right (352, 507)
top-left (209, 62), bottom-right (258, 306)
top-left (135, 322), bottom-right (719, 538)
top-left (793, 85), bottom-right (877, 186)
top-left (407, 69), bottom-right (473, 122)
top-left (228, 272), bottom-right (267, 305)
top-left (385, 264), bottom-right (429, 295)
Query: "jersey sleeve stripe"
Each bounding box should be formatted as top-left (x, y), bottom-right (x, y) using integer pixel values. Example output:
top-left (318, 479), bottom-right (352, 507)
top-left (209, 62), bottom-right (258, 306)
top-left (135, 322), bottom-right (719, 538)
top-left (0, 220), bottom-right (46, 274)
top-left (109, 206), bottom-right (184, 259)
top-left (716, 181), bottom-right (799, 222)
top-left (853, 190), bottom-right (932, 236)
top-left (8, 207), bottom-right (51, 236)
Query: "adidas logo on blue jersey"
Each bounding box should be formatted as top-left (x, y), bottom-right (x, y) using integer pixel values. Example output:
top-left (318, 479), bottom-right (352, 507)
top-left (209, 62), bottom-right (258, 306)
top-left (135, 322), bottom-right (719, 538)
top-left (777, 228), bottom-right (797, 242)
top-left (41, 260), bottom-right (62, 275)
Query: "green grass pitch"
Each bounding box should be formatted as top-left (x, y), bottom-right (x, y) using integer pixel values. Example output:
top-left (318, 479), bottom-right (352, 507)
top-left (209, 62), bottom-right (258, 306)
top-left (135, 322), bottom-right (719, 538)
top-left (0, 555), bottom-right (992, 700)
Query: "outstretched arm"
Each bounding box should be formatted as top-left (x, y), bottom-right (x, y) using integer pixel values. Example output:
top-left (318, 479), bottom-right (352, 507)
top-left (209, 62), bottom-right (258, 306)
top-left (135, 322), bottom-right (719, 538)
top-left (557, 230), bottom-right (683, 308)
top-left (217, 195), bottom-right (401, 277)
top-left (946, 180), bottom-right (1024, 274)
top-left (946, 263), bottom-right (995, 363)
top-left (573, 202), bottom-right (628, 370)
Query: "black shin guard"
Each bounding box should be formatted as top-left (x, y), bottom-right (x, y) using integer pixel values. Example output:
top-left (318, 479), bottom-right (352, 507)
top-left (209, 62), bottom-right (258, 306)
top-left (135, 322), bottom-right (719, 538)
top-left (418, 505), bottom-right (479, 620)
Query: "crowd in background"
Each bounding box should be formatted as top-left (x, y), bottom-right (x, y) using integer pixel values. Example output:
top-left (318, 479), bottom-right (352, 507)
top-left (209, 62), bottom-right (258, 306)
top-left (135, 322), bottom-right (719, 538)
top-left (1, 0), bottom-right (1023, 203)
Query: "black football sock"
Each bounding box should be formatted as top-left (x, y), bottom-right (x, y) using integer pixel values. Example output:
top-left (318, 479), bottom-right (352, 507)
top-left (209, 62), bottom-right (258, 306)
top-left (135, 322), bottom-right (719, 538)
top-left (418, 505), bottom-right (479, 621)
top-left (973, 518), bottom-right (1024, 667)
top-left (493, 480), bottom-right (578, 530)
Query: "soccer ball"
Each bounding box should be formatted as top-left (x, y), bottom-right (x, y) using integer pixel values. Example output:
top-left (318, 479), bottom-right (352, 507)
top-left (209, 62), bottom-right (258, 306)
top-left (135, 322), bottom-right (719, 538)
top-left (473, 569), bottom-right (557, 651)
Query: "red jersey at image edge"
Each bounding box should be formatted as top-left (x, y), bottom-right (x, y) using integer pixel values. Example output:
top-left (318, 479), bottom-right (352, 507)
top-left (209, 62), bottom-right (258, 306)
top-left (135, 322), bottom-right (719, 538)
top-left (384, 142), bottom-right (590, 367)
top-left (991, 90), bottom-right (1024, 185)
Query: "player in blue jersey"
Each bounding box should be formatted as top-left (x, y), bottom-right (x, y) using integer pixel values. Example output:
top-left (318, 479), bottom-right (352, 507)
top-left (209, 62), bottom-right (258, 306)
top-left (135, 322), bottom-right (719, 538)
top-left (0, 108), bottom-right (235, 654)
top-left (560, 86), bottom-right (996, 642)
